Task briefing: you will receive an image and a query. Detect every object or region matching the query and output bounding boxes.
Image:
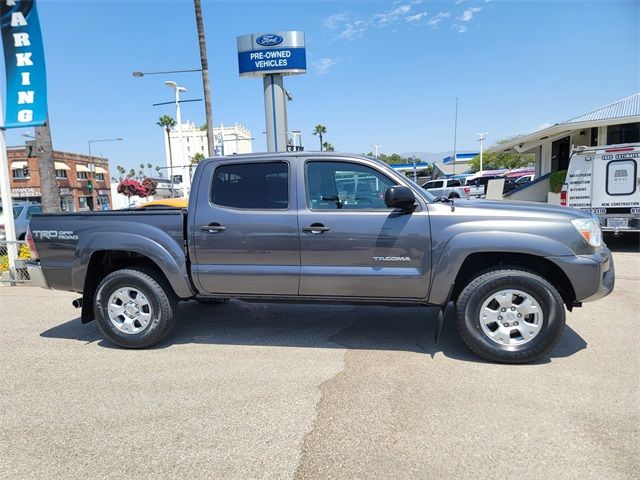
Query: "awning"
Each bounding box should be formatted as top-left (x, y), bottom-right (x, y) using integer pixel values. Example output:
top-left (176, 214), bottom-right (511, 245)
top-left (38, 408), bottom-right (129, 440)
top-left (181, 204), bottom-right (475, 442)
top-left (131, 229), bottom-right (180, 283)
top-left (76, 164), bottom-right (90, 173)
top-left (54, 162), bottom-right (70, 170)
top-left (10, 161), bottom-right (27, 169)
top-left (95, 166), bottom-right (108, 174)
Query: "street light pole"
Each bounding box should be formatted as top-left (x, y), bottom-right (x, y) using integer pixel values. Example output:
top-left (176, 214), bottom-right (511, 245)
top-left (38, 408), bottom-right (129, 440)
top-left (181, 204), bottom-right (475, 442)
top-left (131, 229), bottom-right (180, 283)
top-left (371, 144), bottom-right (382, 157)
top-left (474, 132), bottom-right (489, 172)
top-left (88, 138), bottom-right (122, 211)
top-left (165, 81), bottom-right (190, 198)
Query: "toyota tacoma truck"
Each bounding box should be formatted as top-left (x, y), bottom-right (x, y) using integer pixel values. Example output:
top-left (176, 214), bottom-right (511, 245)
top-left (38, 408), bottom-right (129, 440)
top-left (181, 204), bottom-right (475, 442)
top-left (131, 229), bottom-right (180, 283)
top-left (26, 153), bottom-right (614, 363)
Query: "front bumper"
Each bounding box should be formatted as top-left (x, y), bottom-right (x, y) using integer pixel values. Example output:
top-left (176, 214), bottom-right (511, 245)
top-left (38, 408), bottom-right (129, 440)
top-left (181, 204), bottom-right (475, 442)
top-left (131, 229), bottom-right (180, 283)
top-left (26, 261), bottom-right (50, 289)
top-left (548, 247), bottom-right (615, 303)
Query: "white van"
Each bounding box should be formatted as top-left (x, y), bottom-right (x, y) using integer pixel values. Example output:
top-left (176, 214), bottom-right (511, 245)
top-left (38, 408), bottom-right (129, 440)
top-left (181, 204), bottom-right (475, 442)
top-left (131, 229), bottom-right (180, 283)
top-left (562, 143), bottom-right (640, 233)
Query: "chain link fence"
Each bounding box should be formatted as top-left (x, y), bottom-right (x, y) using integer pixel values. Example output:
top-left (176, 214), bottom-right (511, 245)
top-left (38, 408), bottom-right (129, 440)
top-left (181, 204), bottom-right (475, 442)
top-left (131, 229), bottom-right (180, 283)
top-left (0, 240), bottom-right (33, 284)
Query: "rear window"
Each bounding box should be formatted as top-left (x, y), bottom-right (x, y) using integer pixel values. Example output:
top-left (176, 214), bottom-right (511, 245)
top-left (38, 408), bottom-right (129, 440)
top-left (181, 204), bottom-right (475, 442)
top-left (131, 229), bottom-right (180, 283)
top-left (211, 162), bottom-right (289, 209)
top-left (446, 179), bottom-right (461, 187)
top-left (606, 159), bottom-right (637, 196)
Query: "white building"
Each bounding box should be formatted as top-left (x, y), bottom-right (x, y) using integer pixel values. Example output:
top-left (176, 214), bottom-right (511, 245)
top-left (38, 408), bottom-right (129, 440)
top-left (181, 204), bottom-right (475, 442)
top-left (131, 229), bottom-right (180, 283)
top-left (489, 93), bottom-right (639, 201)
top-left (163, 122), bottom-right (253, 174)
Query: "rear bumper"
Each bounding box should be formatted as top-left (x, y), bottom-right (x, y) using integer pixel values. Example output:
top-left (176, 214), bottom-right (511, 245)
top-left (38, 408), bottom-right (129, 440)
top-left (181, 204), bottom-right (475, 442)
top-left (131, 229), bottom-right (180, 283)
top-left (547, 247), bottom-right (615, 303)
top-left (26, 261), bottom-right (50, 289)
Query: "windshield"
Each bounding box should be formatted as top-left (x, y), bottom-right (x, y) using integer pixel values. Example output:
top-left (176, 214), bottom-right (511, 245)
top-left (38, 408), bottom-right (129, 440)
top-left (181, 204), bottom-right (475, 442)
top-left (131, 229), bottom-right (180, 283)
top-left (0, 206), bottom-right (23, 219)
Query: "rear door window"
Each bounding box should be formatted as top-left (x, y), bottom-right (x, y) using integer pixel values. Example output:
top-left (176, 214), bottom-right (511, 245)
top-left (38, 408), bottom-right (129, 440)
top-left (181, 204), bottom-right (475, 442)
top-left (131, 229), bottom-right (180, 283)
top-left (211, 162), bottom-right (289, 209)
top-left (446, 179), bottom-right (461, 187)
top-left (606, 160), bottom-right (637, 196)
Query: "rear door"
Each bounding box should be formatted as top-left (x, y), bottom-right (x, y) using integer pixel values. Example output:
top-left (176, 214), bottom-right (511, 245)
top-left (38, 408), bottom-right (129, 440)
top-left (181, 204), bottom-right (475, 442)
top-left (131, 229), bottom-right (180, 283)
top-left (191, 159), bottom-right (300, 295)
top-left (297, 158), bottom-right (431, 299)
top-left (591, 146), bottom-right (640, 227)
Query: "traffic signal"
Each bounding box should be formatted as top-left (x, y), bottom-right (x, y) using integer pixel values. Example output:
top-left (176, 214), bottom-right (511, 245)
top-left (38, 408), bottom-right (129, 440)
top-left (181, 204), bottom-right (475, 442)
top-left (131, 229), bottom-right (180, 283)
top-left (87, 180), bottom-right (93, 193)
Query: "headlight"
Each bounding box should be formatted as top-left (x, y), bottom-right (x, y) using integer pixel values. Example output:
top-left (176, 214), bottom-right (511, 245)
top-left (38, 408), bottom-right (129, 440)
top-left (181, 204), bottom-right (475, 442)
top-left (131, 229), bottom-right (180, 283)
top-left (571, 217), bottom-right (602, 248)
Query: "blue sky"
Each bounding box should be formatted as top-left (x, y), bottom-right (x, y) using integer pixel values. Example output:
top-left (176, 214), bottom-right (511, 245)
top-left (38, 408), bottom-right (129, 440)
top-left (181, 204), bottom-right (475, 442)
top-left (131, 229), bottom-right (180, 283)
top-left (3, 0), bottom-right (639, 174)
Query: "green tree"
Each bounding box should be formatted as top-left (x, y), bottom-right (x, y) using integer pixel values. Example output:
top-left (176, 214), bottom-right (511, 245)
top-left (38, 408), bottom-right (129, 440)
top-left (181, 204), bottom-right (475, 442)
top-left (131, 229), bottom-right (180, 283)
top-left (147, 162), bottom-right (153, 177)
top-left (322, 142), bottom-right (335, 152)
top-left (191, 152), bottom-right (205, 164)
top-left (469, 137), bottom-right (535, 172)
top-left (312, 124), bottom-right (327, 151)
top-left (157, 115), bottom-right (176, 180)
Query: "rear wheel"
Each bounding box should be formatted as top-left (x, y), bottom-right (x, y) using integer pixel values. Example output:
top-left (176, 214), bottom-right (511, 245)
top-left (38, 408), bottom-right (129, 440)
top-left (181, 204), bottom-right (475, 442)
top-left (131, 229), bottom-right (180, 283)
top-left (94, 267), bottom-right (178, 348)
top-left (448, 193), bottom-right (460, 199)
top-left (456, 269), bottom-right (565, 363)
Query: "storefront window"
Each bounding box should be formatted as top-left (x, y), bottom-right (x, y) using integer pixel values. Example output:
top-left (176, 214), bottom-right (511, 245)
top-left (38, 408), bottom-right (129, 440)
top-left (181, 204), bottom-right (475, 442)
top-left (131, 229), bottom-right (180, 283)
top-left (55, 169), bottom-right (68, 179)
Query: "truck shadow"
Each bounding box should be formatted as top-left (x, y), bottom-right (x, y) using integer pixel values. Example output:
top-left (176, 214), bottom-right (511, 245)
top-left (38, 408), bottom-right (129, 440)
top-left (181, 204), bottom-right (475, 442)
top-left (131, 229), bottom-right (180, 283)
top-left (40, 300), bottom-right (587, 364)
top-left (604, 233), bottom-right (639, 253)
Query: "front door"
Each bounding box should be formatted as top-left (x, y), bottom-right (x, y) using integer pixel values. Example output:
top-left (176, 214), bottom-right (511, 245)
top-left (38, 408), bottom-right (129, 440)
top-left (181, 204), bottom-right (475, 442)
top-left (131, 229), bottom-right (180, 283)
top-left (297, 159), bottom-right (431, 299)
top-left (191, 159), bottom-right (300, 295)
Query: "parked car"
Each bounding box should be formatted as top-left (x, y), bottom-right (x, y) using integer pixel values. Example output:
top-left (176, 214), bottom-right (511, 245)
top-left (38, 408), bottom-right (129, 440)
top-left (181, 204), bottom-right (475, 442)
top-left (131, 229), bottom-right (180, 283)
top-left (27, 153), bottom-right (614, 364)
top-left (135, 198), bottom-right (188, 209)
top-left (421, 178), bottom-right (472, 199)
top-left (514, 174), bottom-right (535, 186)
top-left (0, 201), bottom-right (42, 240)
top-left (466, 175), bottom-right (519, 196)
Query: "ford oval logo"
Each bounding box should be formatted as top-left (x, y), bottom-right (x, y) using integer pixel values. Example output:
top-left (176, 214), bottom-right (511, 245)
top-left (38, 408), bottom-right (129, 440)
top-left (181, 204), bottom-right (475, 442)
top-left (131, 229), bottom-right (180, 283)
top-left (256, 34), bottom-right (283, 47)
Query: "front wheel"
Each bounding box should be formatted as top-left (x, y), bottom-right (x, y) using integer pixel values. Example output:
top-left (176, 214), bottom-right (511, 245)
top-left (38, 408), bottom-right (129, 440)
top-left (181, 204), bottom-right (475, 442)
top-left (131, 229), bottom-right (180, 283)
top-left (456, 269), bottom-right (565, 363)
top-left (94, 267), bottom-right (178, 348)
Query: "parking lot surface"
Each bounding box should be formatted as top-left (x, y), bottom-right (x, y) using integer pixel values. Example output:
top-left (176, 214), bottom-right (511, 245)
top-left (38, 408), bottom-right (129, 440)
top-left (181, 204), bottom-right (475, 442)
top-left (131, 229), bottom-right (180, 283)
top-left (1, 238), bottom-right (638, 479)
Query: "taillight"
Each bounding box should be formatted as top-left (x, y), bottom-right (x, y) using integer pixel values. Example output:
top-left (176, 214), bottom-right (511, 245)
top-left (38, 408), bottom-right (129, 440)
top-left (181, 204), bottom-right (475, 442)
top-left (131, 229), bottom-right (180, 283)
top-left (560, 189), bottom-right (567, 206)
top-left (26, 227), bottom-right (39, 260)
top-left (605, 147), bottom-right (635, 153)
top-left (464, 187), bottom-right (470, 194)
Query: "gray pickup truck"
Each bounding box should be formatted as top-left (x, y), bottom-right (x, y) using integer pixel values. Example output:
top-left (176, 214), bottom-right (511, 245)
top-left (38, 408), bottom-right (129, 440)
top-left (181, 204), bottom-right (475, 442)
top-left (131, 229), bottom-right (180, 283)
top-left (27, 153), bottom-right (614, 363)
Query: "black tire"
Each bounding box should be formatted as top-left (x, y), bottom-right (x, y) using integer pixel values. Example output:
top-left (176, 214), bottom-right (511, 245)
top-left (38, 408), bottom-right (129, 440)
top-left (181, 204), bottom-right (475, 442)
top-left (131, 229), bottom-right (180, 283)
top-left (195, 298), bottom-right (230, 304)
top-left (456, 269), bottom-right (565, 364)
top-left (94, 267), bottom-right (178, 348)
top-left (448, 193), bottom-right (460, 199)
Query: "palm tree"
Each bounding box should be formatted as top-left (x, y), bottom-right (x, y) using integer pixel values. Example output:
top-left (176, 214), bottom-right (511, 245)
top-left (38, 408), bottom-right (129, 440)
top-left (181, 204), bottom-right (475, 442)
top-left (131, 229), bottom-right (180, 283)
top-left (312, 124), bottom-right (327, 151)
top-left (147, 163), bottom-right (153, 177)
top-left (322, 142), bottom-right (335, 152)
top-left (116, 165), bottom-right (126, 180)
top-left (128, 168), bottom-right (135, 178)
top-left (192, 152), bottom-right (205, 164)
top-left (157, 114), bottom-right (176, 182)
top-left (194, 0), bottom-right (215, 157)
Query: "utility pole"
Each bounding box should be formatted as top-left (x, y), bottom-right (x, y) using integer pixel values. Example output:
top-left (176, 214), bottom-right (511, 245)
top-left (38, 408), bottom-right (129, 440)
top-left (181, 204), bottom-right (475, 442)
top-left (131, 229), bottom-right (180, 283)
top-left (35, 119), bottom-right (61, 213)
top-left (474, 132), bottom-right (489, 171)
top-left (371, 144), bottom-right (382, 157)
top-left (193, 0), bottom-right (215, 157)
top-left (452, 97), bottom-right (459, 177)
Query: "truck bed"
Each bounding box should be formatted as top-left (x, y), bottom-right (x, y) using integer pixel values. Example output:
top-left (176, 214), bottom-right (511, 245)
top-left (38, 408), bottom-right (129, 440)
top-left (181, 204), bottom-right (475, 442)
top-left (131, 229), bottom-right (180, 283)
top-left (29, 210), bottom-right (187, 294)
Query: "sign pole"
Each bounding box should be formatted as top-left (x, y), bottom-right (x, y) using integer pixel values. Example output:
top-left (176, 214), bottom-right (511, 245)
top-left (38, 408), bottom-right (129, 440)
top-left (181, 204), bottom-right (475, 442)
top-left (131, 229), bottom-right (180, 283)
top-left (0, 97), bottom-right (18, 279)
top-left (263, 74), bottom-right (288, 152)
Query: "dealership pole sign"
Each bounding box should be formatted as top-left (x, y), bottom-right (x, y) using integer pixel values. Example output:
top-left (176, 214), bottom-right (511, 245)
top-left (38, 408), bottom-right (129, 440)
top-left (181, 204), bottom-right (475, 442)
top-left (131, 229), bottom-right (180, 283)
top-left (1, 0), bottom-right (48, 128)
top-left (237, 31), bottom-right (306, 152)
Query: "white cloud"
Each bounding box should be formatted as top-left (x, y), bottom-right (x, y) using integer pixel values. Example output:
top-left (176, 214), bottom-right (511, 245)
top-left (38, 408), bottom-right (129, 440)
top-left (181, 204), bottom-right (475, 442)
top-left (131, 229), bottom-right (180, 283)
top-left (312, 58), bottom-right (338, 75)
top-left (340, 19), bottom-right (367, 39)
top-left (406, 12), bottom-right (428, 23)
top-left (324, 13), bottom-right (350, 30)
top-left (427, 11), bottom-right (450, 27)
top-left (455, 24), bottom-right (468, 33)
top-left (374, 4), bottom-right (412, 25)
top-left (459, 6), bottom-right (481, 22)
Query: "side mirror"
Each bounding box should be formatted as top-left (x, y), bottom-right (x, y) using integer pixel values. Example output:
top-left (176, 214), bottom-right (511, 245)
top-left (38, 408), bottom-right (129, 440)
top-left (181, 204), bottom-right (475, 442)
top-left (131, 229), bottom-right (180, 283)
top-left (385, 186), bottom-right (416, 211)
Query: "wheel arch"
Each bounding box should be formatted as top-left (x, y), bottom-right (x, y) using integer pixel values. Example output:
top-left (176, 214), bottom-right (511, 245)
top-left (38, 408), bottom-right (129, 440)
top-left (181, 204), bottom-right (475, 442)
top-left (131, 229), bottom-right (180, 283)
top-left (77, 247), bottom-right (193, 323)
top-left (448, 252), bottom-right (576, 308)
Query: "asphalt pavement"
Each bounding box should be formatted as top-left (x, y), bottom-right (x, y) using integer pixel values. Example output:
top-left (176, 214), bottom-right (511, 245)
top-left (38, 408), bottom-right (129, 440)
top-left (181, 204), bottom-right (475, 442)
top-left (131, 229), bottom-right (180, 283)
top-left (0, 237), bottom-right (638, 479)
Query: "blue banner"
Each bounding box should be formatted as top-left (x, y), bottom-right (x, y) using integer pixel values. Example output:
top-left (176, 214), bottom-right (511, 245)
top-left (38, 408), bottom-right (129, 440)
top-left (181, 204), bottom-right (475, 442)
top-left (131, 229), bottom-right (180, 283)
top-left (238, 47), bottom-right (306, 76)
top-left (1, 0), bottom-right (47, 128)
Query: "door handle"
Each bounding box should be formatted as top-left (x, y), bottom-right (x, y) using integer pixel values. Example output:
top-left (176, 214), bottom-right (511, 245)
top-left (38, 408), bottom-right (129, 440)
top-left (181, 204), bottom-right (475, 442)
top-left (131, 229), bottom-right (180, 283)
top-left (302, 223), bottom-right (330, 234)
top-left (200, 223), bottom-right (226, 233)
